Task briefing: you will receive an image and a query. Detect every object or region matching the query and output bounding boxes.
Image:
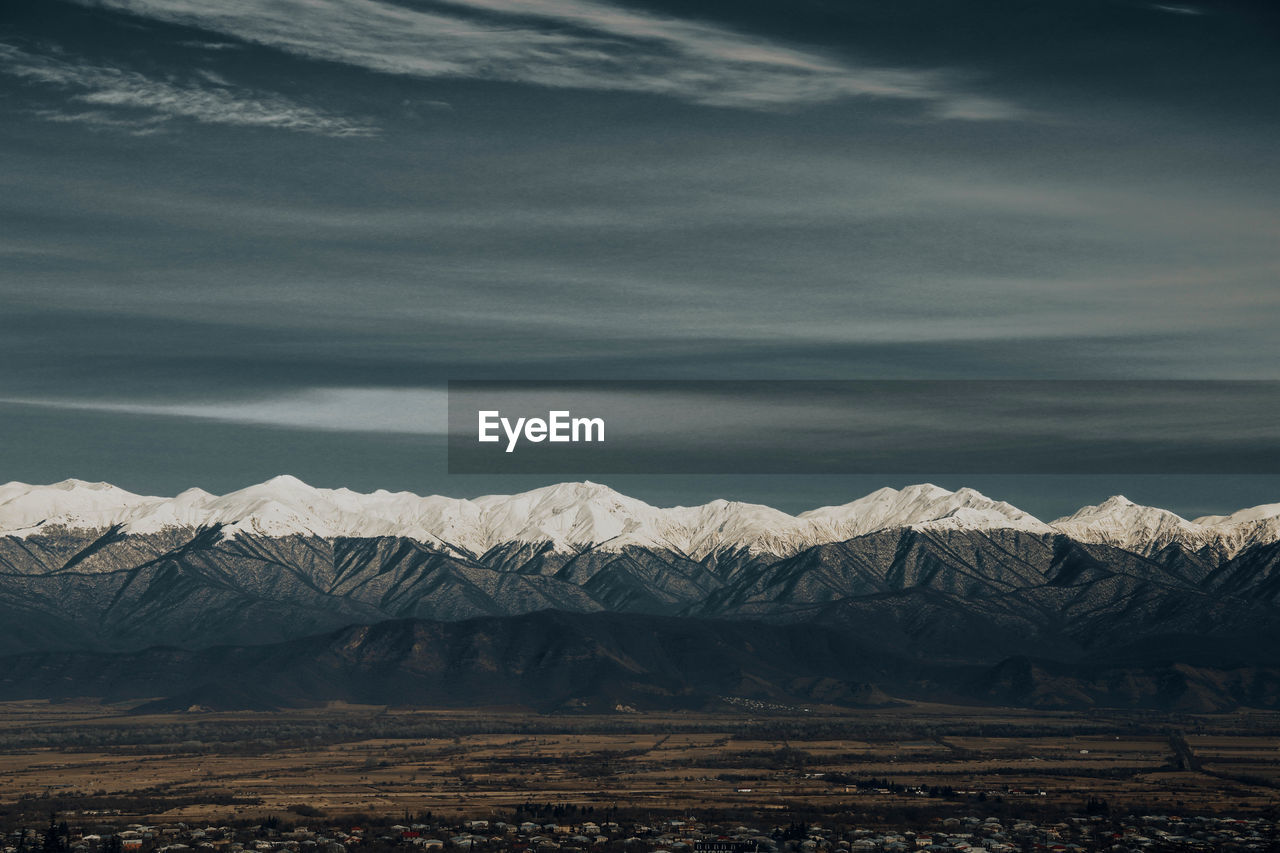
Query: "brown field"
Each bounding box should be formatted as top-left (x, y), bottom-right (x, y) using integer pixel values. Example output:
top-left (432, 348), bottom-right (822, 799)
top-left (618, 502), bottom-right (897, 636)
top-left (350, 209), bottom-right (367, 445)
top-left (1, 699), bottom-right (1278, 824)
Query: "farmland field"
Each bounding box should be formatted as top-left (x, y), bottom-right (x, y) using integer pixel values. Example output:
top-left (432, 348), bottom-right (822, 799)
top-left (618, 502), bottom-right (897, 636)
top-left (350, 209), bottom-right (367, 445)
top-left (1, 700), bottom-right (1278, 826)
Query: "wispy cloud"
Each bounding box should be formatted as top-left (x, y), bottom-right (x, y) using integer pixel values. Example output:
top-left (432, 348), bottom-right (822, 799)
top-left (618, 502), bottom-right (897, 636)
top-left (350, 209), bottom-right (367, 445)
top-left (178, 40), bottom-right (244, 51)
top-left (0, 43), bottom-right (376, 136)
top-left (0, 388), bottom-right (448, 434)
top-left (1150, 4), bottom-right (1204, 15)
top-left (931, 95), bottom-right (1025, 122)
top-left (72, 0), bottom-right (1020, 116)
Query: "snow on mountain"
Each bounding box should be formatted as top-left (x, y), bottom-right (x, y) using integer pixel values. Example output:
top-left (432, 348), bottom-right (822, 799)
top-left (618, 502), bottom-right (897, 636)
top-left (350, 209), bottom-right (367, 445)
top-left (1196, 503), bottom-right (1280, 527)
top-left (194, 475), bottom-right (471, 543)
top-left (1194, 503), bottom-right (1280, 557)
top-left (799, 484), bottom-right (1052, 537)
top-left (1049, 495), bottom-right (1219, 556)
top-left (0, 479), bottom-right (161, 535)
top-left (0, 477), bottom-right (1276, 557)
top-left (468, 483), bottom-right (809, 557)
top-left (470, 481), bottom-right (662, 551)
top-left (462, 482), bottom-right (1051, 557)
top-left (661, 498), bottom-right (815, 558)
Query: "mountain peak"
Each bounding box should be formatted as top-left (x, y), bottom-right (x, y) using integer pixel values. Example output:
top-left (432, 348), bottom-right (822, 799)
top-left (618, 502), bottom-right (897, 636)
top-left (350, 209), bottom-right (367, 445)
top-left (1055, 495), bottom-right (1181, 524)
top-left (1194, 502), bottom-right (1280, 526)
top-left (257, 473), bottom-right (317, 492)
top-left (534, 480), bottom-right (624, 499)
top-left (798, 483), bottom-right (1048, 536)
top-left (479, 480), bottom-right (630, 504)
top-left (0, 477), bottom-right (1276, 559)
top-left (0, 479), bottom-right (155, 535)
top-left (50, 478), bottom-right (118, 490)
top-left (1050, 496), bottom-right (1206, 556)
top-left (901, 482), bottom-right (953, 497)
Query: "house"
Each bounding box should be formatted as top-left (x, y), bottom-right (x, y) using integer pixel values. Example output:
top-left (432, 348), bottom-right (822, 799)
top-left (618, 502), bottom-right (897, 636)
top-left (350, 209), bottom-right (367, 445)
top-left (694, 841), bottom-right (758, 853)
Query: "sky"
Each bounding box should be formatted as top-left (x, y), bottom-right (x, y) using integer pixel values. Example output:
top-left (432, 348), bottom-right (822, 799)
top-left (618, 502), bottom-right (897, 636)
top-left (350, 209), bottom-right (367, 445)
top-left (1, 0), bottom-right (1278, 519)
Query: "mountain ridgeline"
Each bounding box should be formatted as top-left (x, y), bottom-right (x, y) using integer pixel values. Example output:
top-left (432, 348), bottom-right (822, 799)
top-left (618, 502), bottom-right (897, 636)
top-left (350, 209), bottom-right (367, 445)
top-left (2, 477), bottom-right (1279, 713)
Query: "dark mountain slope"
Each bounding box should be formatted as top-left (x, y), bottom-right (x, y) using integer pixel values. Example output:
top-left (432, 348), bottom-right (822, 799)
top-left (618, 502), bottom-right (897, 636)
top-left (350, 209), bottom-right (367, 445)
top-left (1, 527), bottom-right (1279, 677)
top-left (1, 610), bottom-right (1277, 713)
top-left (0, 612), bottom-right (911, 712)
top-left (973, 656), bottom-right (1280, 713)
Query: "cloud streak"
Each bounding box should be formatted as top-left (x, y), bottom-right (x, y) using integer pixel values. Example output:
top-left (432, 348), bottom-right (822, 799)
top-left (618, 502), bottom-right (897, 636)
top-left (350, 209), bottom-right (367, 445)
top-left (0, 388), bottom-right (448, 434)
top-left (0, 43), bottom-right (376, 136)
top-left (72, 0), bottom-right (1019, 115)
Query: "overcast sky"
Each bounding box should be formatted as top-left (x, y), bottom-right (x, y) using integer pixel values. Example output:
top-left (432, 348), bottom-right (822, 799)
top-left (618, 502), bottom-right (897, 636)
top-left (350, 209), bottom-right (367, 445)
top-left (1, 0), bottom-right (1278, 518)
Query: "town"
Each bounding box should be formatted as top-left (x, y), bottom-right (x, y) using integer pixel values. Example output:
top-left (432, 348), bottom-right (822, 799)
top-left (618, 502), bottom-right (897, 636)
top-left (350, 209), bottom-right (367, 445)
top-left (9, 809), bottom-right (1279, 853)
top-left (3, 703), bottom-right (1279, 853)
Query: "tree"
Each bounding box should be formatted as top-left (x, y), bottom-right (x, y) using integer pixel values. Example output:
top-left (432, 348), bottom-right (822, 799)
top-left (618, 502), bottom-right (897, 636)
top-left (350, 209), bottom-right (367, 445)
top-left (41, 813), bottom-right (67, 853)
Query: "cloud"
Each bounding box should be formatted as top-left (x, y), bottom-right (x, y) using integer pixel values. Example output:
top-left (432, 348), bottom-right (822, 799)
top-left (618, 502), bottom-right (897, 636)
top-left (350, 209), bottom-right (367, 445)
top-left (0, 42), bottom-right (376, 136)
top-left (1150, 4), bottom-right (1204, 14)
top-left (178, 40), bottom-right (244, 50)
top-left (71, 0), bottom-right (1020, 116)
top-left (931, 95), bottom-right (1025, 122)
top-left (0, 388), bottom-right (448, 434)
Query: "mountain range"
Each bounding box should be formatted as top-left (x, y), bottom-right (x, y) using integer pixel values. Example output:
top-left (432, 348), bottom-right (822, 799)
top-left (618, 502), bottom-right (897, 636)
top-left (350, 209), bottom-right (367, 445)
top-left (2, 477), bottom-right (1279, 712)
top-left (4, 476), bottom-right (1278, 557)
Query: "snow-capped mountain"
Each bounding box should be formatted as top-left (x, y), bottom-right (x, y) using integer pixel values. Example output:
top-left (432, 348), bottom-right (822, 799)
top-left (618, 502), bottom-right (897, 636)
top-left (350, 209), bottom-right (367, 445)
top-left (1, 477), bottom-right (1276, 558)
top-left (1049, 495), bottom-right (1219, 556)
top-left (1193, 503), bottom-right (1280, 557)
top-left (0, 475), bottom-right (481, 548)
top-left (799, 484), bottom-right (1052, 538)
top-left (0, 476), bottom-right (1047, 556)
top-left (0, 479), bottom-right (158, 533)
top-left (1051, 495), bottom-right (1280, 558)
top-left (1, 476), bottom-right (1279, 666)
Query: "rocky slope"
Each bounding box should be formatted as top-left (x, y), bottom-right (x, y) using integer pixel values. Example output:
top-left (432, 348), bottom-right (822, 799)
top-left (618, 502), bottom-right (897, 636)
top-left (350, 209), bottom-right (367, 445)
top-left (0, 612), bottom-right (910, 713)
top-left (0, 478), bottom-right (1278, 691)
top-left (0, 610), bottom-right (1272, 714)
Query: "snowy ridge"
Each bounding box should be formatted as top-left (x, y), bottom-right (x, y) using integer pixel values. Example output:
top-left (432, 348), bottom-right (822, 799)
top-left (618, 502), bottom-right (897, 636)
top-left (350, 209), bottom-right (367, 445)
top-left (1050, 496), bottom-right (1216, 556)
top-left (1050, 496), bottom-right (1280, 557)
top-left (799, 484), bottom-right (1052, 537)
top-left (1192, 503), bottom-right (1280, 558)
top-left (0, 477), bottom-right (1043, 557)
top-left (0, 476), bottom-right (1276, 558)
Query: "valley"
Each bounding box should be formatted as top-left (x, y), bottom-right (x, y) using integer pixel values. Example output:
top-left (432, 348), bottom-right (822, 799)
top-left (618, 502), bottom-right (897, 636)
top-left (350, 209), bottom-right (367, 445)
top-left (2, 701), bottom-right (1279, 824)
